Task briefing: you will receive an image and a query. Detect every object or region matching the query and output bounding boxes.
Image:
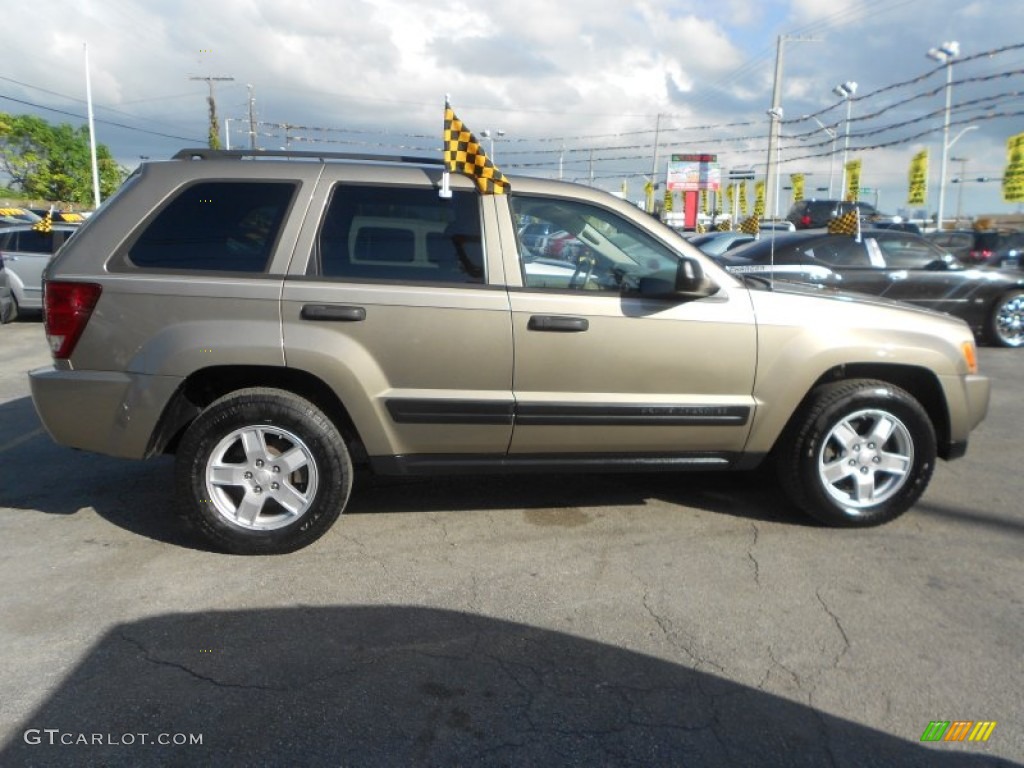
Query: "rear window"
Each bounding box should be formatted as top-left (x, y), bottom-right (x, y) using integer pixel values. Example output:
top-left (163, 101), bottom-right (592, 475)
top-left (126, 181), bottom-right (295, 272)
top-left (1, 229), bottom-right (67, 254)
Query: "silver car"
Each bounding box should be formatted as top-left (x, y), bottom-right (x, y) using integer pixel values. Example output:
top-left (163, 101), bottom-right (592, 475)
top-left (0, 224), bottom-right (76, 319)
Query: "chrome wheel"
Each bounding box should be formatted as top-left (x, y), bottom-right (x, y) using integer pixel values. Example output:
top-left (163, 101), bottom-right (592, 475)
top-left (993, 292), bottom-right (1024, 347)
top-left (205, 424), bottom-right (319, 531)
top-left (817, 408), bottom-right (914, 511)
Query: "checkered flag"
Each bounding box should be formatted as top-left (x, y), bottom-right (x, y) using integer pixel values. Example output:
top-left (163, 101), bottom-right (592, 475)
top-left (738, 215), bottom-right (760, 235)
top-left (442, 101), bottom-right (509, 195)
top-left (32, 209), bottom-right (53, 233)
top-left (828, 208), bottom-right (861, 240)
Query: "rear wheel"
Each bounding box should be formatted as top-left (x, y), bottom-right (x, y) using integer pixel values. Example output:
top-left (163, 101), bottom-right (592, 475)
top-left (775, 379), bottom-right (936, 527)
top-left (175, 388), bottom-right (352, 554)
top-left (989, 290), bottom-right (1024, 347)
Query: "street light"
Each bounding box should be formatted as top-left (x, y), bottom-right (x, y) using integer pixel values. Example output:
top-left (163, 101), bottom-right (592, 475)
top-left (927, 40), bottom-right (960, 230)
top-left (806, 115), bottom-right (838, 198)
top-left (951, 156), bottom-right (969, 224)
top-left (479, 129), bottom-right (505, 161)
top-left (832, 81), bottom-right (858, 201)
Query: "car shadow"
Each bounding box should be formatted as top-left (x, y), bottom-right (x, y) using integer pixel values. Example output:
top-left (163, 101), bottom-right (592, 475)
top-left (2, 389), bottom-right (809, 550)
top-left (0, 606), bottom-right (1011, 767)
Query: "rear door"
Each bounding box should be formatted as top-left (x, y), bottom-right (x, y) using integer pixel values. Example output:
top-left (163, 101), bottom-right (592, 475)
top-left (281, 170), bottom-right (514, 463)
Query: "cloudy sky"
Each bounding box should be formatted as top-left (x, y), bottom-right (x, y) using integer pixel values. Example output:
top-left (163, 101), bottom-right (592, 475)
top-left (3, 0), bottom-right (1023, 218)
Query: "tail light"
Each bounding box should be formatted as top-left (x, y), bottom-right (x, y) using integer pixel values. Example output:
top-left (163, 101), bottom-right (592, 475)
top-left (801, 214), bottom-right (811, 227)
top-left (44, 282), bottom-right (102, 359)
top-left (969, 249), bottom-right (992, 263)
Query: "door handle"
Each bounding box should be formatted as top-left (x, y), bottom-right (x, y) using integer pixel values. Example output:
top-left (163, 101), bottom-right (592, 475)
top-left (300, 304), bottom-right (366, 322)
top-left (528, 315), bottom-right (589, 332)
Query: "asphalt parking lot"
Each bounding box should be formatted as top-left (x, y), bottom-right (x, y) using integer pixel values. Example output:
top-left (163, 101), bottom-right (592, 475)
top-left (0, 319), bottom-right (1020, 767)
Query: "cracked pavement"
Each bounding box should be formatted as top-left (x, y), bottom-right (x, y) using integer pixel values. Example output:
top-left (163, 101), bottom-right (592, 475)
top-left (0, 322), bottom-right (1021, 766)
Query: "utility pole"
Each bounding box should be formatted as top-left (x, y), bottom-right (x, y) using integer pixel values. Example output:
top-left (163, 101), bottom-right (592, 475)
top-left (765, 35), bottom-right (818, 220)
top-left (247, 84), bottom-right (257, 149)
top-left (190, 75), bottom-right (234, 149)
top-left (650, 113), bottom-right (663, 192)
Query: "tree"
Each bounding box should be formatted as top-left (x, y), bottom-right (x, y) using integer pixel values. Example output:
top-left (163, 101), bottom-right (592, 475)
top-left (0, 113), bottom-right (126, 205)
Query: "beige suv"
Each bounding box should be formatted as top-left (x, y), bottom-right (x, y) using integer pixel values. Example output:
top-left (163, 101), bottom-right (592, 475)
top-left (29, 150), bottom-right (990, 554)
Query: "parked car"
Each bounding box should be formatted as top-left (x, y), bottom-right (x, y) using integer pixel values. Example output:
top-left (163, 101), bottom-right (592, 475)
top-left (0, 207), bottom-right (41, 226)
top-left (29, 149), bottom-right (989, 554)
top-left (0, 224), bottom-right (76, 319)
top-left (786, 199), bottom-right (901, 230)
top-left (688, 231), bottom-right (756, 256)
top-left (872, 220), bottom-right (922, 234)
top-left (0, 258), bottom-right (13, 323)
top-left (721, 229), bottom-right (1024, 347)
top-left (925, 229), bottom-right (1024, 267)
top-left (29, 209), bottom-right (88, 225)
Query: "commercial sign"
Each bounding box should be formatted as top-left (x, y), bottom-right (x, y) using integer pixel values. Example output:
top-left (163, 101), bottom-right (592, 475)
top-left (667, 153), bottom-right (721, 192)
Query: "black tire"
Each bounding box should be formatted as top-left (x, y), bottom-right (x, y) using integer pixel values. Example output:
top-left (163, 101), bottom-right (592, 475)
top-left (775, 379), bottom-right (936, 527)
top-left (988, 290), bottom-right (1024, 347)
top-left (175, 388), bottom-right (352, 554)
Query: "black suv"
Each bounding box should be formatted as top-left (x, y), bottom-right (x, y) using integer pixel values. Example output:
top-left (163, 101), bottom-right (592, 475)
top-left (787, 199), bottom-right (900, 230)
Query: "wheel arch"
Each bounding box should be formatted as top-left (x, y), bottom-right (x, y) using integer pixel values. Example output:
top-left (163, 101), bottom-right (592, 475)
top-left (776, 363), bottom-right (951, 459)
top-left (146, 365), bottom-right (366, 464)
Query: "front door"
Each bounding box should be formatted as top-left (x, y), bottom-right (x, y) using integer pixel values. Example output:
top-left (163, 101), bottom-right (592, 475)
top-left (502, 192), bottom-right (758, 461)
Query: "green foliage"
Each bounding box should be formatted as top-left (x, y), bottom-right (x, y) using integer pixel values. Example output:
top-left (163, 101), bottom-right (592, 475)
top-left (0, 112), bottom-right (127, 205)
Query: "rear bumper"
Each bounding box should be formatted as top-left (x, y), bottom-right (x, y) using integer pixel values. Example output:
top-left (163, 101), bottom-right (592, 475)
top-left (29, 367), bottom-right (182, 459)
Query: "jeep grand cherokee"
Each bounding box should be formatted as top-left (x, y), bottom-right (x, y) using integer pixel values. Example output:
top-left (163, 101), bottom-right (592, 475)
top-left (29, 150), bottom-right (990, 554)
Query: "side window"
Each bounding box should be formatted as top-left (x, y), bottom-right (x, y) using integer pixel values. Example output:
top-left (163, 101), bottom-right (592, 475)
top-left (315, 186), bottom-right (484, 284)
top-left (511, 195), bottom-right (679, 292)
top-left (807, 239), bottom-right (872, 267)
top-left (875, 236), bottom-right (941, 268)
top-left (12, 230), bottom-right (47, 253)
top-left (126, 182), bottom-right (295, 272)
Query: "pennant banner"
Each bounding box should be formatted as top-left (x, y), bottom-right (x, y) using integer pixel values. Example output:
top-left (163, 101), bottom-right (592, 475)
top-left (442, 101), bottom-right (509, 195)
top-left (908, 150), bottom-right (928, 205)
top-left (1003, 132), bottom-right (1024, 203)
top-left (845, 159), bottom-right (861, 202)
top-left (790, 173), bottom-right (804, 203)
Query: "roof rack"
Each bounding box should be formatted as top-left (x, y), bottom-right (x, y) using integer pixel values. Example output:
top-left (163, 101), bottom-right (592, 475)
top-left (171, 148), bottom-right (444, 166)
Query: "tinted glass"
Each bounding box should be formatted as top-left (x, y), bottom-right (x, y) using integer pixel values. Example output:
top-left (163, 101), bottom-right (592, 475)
top-left (316, 186), bottom-right (483, 284)
top-left (7, 229), bottom-right (63, 254)
top-left (128, 182), bottom-right (295, 272)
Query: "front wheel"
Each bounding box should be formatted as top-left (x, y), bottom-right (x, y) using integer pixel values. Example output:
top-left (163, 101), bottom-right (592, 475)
top-left (989, 290), bottom-right (1024, 347)
top-left (175, 388), bottom-right (352, 554)
top-left (775, 379), bottom-right (936, 527)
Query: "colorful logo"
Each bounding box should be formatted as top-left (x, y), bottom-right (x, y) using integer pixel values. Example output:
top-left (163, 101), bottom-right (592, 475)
top-left (921, 721), bottom-right (997, 742)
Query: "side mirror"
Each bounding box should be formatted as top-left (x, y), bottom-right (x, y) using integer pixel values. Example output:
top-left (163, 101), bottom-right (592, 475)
top-left (924, 257), bottom-right (951, 271)
top-left (638, 257), bottom-right (717, 299)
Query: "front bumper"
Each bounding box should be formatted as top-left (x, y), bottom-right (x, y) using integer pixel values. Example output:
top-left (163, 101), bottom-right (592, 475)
top-left (939, 373), bottom-right (990, 460)
top-left (29, 367), bottom-right (182, 459)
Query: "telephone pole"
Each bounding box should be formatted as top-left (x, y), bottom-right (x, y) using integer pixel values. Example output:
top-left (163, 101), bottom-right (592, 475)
top-left (247, 84), bottom-right (257, 149)
top-left (765, 35), bottom-right (818, 219)
top-left (190, 75), bottom-right (234, 149)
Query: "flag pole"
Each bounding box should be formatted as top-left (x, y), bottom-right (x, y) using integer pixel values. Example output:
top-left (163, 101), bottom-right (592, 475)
top-left (440, 93), bottom-right (452, 198)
